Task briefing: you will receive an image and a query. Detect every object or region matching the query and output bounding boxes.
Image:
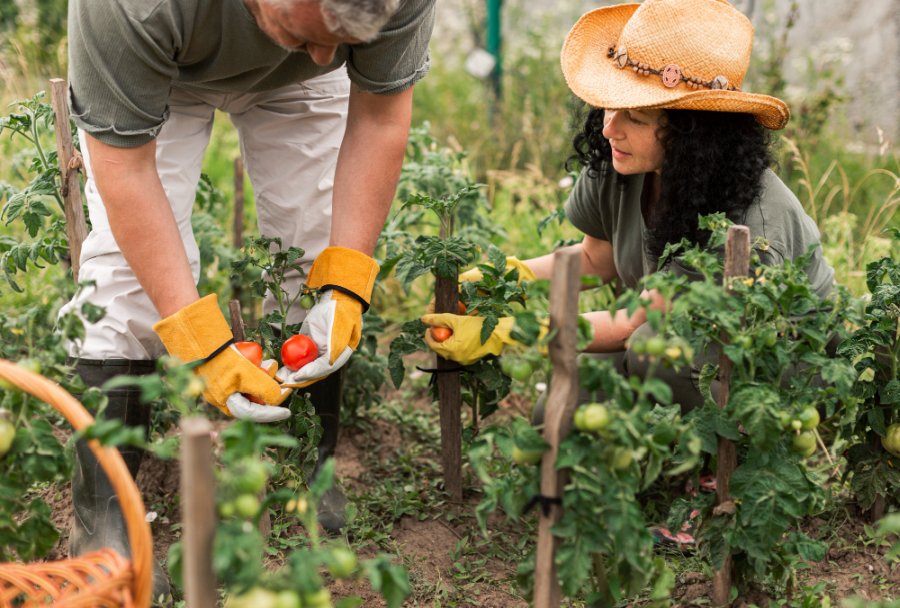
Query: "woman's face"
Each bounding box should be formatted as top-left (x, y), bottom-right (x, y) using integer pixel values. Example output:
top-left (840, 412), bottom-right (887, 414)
top-left (602, 109), bottom-right (666, 175)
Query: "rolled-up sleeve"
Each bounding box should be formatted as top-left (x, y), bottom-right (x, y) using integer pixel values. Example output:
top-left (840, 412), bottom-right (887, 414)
top-left (346, 0), bottom-right (435, 94)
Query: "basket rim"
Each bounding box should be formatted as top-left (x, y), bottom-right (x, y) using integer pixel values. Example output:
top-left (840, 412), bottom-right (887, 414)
top-left (0, 358), bottom-right (153, 608)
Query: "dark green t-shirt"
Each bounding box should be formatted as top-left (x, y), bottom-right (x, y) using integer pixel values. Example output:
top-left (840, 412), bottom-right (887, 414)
top-left (565, 166), bottom-right (835, 298)
top-left (68, 0), bottom-right (435, 147)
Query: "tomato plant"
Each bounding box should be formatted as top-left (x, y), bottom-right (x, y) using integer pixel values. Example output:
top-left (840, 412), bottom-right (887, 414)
top-left (281, 334), bottom-right (318, 371)
top-left (836, 230), bottom-right (900, 514)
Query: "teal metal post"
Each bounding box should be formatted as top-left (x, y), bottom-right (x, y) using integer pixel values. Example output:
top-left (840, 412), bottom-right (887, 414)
top-left (486, 0), bottom-right (503, 100)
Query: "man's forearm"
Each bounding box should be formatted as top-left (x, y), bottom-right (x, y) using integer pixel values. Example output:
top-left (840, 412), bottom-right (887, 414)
top-left (85, 135), bottom-right (199, 318)
top-left (330, 85), bottom-right (413, 255)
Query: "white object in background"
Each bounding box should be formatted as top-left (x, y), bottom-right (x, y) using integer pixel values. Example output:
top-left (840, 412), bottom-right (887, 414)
top-left (465, 48), bottom-right (496, 79)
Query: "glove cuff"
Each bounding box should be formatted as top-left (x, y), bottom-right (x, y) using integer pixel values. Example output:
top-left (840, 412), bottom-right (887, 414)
top-left (153, 294), bottom-right (233, 363)
top-left (507, 257), bottom-right (537, 282)
top-left (308, 247), bottom-right (380, 305)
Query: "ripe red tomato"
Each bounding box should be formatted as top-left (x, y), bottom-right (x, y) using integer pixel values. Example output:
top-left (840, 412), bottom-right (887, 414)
top-left (235, 341), bottom-right (263, 368)
top-left (281, 334), bottom-right (318, 371)
top-left (430, 327), bottom-right (453, 343)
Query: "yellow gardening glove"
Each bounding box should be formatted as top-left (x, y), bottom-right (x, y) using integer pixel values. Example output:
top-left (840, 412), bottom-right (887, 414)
top-left (458, 256), bottom-right (537, 284)
top-left (421, 313), bottom-right (521, 366)
top-left (278, 247), bottom-right (379, 388)
top-left (426, 257), bottom-right (537, 314)
top-left (154, 295), bottom-right (292, 422)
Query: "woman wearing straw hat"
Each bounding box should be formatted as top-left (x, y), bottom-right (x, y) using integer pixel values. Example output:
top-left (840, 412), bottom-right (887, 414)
top-left (422, 0), bottom-right (835, 411)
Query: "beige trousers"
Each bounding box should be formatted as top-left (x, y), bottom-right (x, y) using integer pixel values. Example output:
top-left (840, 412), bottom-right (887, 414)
top-left (62, 69), bottom-right (351, 359)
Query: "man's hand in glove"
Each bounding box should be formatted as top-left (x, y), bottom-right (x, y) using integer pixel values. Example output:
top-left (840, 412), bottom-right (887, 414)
top-left (278, 247), bottom-right (379, 388)
top-left (154, 294), bottom-right (292, 423)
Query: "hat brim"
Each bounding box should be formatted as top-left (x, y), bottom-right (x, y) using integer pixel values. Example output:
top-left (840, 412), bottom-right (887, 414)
top-left (560, 5), bottom-right (790, 130)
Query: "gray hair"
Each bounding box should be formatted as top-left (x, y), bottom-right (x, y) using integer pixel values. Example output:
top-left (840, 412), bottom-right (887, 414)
top-left (265, 0), bottom-right (401, 42)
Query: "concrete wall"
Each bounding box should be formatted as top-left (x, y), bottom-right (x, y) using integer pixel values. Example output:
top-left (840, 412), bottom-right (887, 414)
top-left (433, 0), bottom-right (899, 145)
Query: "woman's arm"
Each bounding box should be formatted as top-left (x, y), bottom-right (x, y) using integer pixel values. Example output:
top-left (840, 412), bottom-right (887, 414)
top-left (582, 288), bottom-right (666, 352)
top-left (524, 235), bottom-right (618, 282)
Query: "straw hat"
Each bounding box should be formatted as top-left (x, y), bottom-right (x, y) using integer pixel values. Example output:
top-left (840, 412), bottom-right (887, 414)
top-left (561, 0), bottom-right (790, 129)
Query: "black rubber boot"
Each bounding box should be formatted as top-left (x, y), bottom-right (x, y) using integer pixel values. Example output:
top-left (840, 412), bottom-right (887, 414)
top-left (304, 369), bottom-right (347, 534)
top-left (69, 359), bottom-right (172, 605)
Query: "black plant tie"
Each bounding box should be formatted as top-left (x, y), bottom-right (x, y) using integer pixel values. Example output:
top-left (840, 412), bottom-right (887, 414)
top-left (523, 494), bottom-right (563, 517)
top-left (415, 364), bottom-right (465, 387)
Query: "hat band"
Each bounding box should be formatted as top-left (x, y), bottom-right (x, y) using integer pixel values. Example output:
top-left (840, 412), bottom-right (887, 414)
top-left (607, 46), bottom-right (740, 92)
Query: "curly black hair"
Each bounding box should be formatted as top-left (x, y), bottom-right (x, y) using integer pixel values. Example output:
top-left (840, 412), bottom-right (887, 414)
top-left (568, 107), bottom-right (773, 259)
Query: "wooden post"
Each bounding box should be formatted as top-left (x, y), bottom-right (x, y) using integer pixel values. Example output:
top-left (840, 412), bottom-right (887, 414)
top-left (180, 417), bottom-right (217, 608)
top-left (232, 158), bottom-right (245, 314)
top-left (435, 270), bottom-right (463, 502)
top-left (533, 248), bottom-right (581, 608)
top-left (49, 78), bottom-right (88, 281)
top-left (712, 225), bottom-right (750, 605)
top-left (229, 300), bottom-right (246, 343)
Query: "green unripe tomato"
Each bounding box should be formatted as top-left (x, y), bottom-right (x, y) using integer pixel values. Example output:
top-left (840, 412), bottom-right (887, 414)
top-left (327, 547), bottom-right (358, 578)
top-left (234, 459), bottom-right (268, 495)
top-left (273, 591), bottom-right (302, 608)
top-left (792, 431), bottom-right (817, 457)
top-left (225, 587), bottom-right (280, 608)
top-left (234, 493), bottom-right (261, 519)
top-left (511, 445), bottom-right (544, 466)
top-left (573, 407), bottom-right (587, 431)
top-left (576, 403), bottom-right (610, 433)
top-left (508, 360), bottom-right (533, 382)
top-left (611, 447), bottom-right (634, 471)
top-left (303, 588), bottom-right (332, 608)
top-left (0, 410), bottom-right (15, 457)
top-left (651, 423), bottom-right (678, 446)
top-left (778, 411), bottom-right (793, 430)
top-left (629, 339), bottom-right (646, 355)
top-left (791, 419), bottom-right (803, 432)
top-left (881, 423), bottom-right (900, 458)
top-left (645, 336), bottom-right (666, 357)
top-left (218, 500), bottom-right (236, 519)
top-left (733, 335), bottom-right (753, 350)
top-left (300, 294), bottom-right (315, 310)
top-left (797, 407), bottom-right (820, 431)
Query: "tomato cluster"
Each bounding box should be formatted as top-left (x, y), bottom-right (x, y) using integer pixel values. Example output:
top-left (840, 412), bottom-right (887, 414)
top-left (778, 406), bottom-right (821, 457)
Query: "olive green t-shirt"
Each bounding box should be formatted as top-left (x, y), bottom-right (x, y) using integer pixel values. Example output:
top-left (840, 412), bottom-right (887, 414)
top-left (565, 166), bottom-right (835, 298)
top-left (68, 0), bottom-right (435, 147)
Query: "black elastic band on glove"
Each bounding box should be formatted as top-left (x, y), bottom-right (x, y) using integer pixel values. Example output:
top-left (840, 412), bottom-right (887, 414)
top-left (200, 338), bottom-right (235, 365)
top-left (318, 284), bottom-right (370, 313)
top-left (523, 494), bottom-right (563, 517)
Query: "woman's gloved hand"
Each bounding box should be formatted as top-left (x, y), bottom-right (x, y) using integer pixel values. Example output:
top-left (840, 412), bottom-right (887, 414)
top-left (420, 313), bottom-right (520, 366)
top-left (153, 295), bottom-right (292, 422)
top-left (457, 256), bottom-right (536, 284)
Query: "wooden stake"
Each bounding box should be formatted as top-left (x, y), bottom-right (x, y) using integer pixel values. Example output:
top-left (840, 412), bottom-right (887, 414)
top-left (712, 225), bottom-right (750, 606)
top-left (49, 78), bottom-right (88, 282)
top-left (435, 270), bottom-right (463, 502)
top-left (232, 158), bottom-right (246, 314)
top-left (229, 300), bottom-right (246, 342)
top-left (180, 417), bottom-right (217, 608)
top-left (533, 248), bottom-right (581, 608)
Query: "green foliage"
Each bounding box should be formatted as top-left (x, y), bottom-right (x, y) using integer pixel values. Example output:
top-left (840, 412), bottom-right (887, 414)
top-left (837, 228), bottom-right (900, 510)
top-left (0, 91), bottom-right (72, 292)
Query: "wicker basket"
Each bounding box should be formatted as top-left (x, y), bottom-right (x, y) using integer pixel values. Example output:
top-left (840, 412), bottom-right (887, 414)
top-left (0, 359), bottom-right (153, 607)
